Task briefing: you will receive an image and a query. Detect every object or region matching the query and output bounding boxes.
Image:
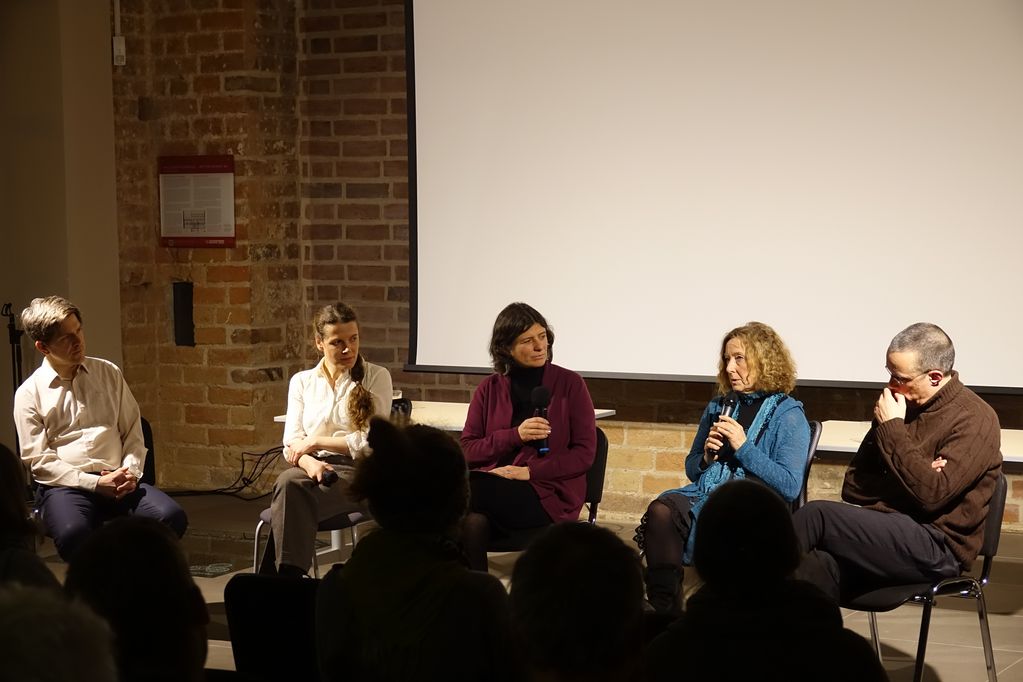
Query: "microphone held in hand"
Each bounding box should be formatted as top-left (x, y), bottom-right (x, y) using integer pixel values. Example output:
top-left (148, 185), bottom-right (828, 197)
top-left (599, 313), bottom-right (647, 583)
top-left (710, 392), bottom-right (739, 458)
top-left (320, 469), bottom-right (339, 488)
top-left (719, 392), bottom-right (739, 420)
top-left (531, 386), bottom-right (552, 456)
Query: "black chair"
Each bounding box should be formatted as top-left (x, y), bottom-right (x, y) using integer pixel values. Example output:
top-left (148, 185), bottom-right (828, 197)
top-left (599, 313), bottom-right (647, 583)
top-left (139, 416), bottom-right (157, 486)
top-left (583, 426), bottom-right (609, 524)
top-left (792, 420), bottom-right (822, 512)
top-left (487, 426), bottom-right (609, 552)
top-left (841, 472), bottom-right (1007, 682)
top-left (224, 573), bottom-right (320, 682)
top-left (252, 508), bottom-right (368, 578)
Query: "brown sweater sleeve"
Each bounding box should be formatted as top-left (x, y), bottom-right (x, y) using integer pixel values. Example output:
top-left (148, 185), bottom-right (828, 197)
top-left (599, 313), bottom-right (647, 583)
top-left (842, 423), bottom-right (886, 507)
top-left (872, 407), bottom-right (999, 514)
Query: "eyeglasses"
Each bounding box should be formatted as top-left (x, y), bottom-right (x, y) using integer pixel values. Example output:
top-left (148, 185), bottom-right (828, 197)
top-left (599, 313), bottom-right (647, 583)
top-left (884, 367), bottom-right (928, 386)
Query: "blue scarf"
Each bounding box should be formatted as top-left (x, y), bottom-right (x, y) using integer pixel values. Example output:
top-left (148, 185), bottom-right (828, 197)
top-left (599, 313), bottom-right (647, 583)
top-left (677, 392), bottom-right (786, 564)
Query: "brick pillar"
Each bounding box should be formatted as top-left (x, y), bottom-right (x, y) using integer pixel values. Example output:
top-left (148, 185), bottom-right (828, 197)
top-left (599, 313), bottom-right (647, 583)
top-left (113, 0), bottom-right (300, 489)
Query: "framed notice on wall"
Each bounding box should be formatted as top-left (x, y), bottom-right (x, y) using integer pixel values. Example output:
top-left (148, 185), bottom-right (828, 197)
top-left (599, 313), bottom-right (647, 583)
top-left (158, 155), bottom-right (236, 247)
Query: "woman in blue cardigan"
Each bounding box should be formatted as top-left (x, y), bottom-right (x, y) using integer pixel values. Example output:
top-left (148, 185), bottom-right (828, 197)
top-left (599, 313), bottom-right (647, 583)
top-left (635, 321), bottom-right (810, 614)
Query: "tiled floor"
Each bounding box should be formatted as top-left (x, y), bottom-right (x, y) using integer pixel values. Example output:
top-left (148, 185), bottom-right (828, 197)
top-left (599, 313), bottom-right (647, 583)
top-left (36, 493), bottom-right (1023, 680)
top-left (838, 556), bottom-right (1023, 682)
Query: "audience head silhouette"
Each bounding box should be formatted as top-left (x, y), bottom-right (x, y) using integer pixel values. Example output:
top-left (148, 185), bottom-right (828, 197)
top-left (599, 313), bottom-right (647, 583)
top-left (0, 585), bottom-right (117, 682)
top-left (511, 522), bottom-right (645, 682)
top-left (64, 516), bottom-right (209, 682)
top-left (351, 417), bottom-right (469, 534)
top-left (0, 444), bottom-right (59, 590)
top-left (317, 419), bottom-right (515, 682)
top-left (0, 443), bottom-right (35, 542)
top-left (646, 480), bottom-right (888, 682)
top-left (693, 479), bottom-right (800, 592)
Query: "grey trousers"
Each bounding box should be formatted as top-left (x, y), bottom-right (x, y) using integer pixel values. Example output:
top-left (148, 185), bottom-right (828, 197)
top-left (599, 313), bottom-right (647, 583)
top-left (268, 464), bottom-right (364, 572)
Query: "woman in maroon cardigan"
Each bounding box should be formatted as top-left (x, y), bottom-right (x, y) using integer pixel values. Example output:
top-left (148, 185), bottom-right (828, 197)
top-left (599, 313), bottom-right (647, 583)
top-left (460, 302), bottom-right (597, 570)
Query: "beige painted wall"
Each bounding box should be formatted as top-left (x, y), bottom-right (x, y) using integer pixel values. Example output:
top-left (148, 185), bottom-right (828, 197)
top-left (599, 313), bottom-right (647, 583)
top-left (0, 0), bottom-right (122, 454)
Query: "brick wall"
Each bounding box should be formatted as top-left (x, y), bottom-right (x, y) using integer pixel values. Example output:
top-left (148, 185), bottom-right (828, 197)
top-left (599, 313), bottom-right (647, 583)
top-left (111, 0), bottom-right (1023, 530)
top-left (114, 0), bottom-right (302, 490)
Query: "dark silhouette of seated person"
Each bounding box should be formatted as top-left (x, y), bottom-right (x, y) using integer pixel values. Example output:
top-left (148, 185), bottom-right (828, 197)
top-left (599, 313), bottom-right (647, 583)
top-left (645, 479), bottom-right (887, 682)
top-left (316, 418), bottom-right (519, 682)
top-left (64, 516), bottom-right (211, 682)
top-left (510, 522), bottom-right (646, 682)
top-left (0, 445), bottom-right (58, 590)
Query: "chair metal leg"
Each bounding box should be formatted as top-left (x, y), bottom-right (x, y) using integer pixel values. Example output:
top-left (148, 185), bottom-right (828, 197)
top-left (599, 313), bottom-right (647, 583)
top-left (253, 519), bottom-right (267, 573)
top-left (868, 612), bottom-right (882, 660)
top-left (330, 528), bottom-right (343, 553)
top-left (976, 591), bottom-right (998, 682)
top-left (313, 528), bottom-right (350, 579)
top-left (912, 600), bottom-right (934, 682)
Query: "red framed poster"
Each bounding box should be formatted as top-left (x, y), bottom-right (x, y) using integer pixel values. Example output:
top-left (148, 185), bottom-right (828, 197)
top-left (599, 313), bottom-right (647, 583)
top-left (158, 155), bottom-right (236, 247)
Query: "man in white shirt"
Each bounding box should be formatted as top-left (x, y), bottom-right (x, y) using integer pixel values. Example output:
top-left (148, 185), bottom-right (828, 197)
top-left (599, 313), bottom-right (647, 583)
top-left (14, 296), bottom-right (187, 560)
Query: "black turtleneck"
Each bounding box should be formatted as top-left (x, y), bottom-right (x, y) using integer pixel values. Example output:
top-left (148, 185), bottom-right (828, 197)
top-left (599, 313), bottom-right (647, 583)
top-left (508, 364), bottom-right (546, 426)
top-left (733, 394), bottom-right (766, 433)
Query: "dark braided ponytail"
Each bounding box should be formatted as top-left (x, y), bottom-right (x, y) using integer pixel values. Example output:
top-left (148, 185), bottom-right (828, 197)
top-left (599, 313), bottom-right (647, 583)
top-left (346, 353), bottom-right (375, 430)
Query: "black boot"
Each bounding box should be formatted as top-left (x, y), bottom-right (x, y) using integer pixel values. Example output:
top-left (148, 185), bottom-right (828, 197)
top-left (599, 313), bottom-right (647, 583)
top-left (645, 564), bottom-right (683, 615)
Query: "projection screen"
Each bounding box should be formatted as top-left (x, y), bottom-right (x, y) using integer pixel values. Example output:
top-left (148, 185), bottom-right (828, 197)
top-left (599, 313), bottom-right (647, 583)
top-left (405, 0), bottom-right (1023, 390)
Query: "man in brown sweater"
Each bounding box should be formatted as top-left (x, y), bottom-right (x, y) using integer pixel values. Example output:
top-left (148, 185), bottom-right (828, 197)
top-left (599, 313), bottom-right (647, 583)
top-left (793, 323), bottom-right (1002, 602)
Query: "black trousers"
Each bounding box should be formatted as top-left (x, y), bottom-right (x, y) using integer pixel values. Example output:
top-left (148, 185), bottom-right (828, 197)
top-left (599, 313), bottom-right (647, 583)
top-left (468, 471), bottom-right (551, 535)
top-left (792, 500), bottom-right (960, 602)
top-left (37, 483), bottom-right (187, 561)
top-left (462, 471), bottom-right (551, 570)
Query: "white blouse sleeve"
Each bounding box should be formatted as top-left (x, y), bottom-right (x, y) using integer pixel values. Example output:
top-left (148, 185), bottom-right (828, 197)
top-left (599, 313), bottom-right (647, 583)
top-left (282, 372), bottom-right (306, 453)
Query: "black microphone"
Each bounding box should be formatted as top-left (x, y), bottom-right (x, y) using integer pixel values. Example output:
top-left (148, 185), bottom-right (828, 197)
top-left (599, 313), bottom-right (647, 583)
top-left (320, 469), bottom-right (339, 488)
top-left (531, 386), bottom-right (552, 456)
top-left (708, 392), bottom-right (739, 457)
top-left (719, 392), bottom-right (739, 420)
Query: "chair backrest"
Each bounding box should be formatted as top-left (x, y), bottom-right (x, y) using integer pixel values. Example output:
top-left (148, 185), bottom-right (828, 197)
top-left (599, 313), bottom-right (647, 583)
top-left (978, 472), bottom-right (1008, 583)
top-left (140, 416), bottom-right (157, 486)
top-left (585, 427), bottom-right (609, 523)
top-left (792, 420), bottom-right (823, 513)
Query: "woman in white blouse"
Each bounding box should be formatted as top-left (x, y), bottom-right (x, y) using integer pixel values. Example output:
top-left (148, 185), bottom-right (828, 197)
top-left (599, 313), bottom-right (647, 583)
top-left (263, 302), bottom-right (393, 577)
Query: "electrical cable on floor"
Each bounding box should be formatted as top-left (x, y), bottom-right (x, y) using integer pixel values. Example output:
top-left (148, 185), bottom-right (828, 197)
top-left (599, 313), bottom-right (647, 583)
top-left (170, 445), bottom-right (284, 500)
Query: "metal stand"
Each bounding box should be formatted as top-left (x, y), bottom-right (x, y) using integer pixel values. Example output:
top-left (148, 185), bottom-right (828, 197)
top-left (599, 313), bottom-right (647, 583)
top-left (3, 302), bottom-right (28, 501)
top-left (3, 302), bottom-right (24, 397)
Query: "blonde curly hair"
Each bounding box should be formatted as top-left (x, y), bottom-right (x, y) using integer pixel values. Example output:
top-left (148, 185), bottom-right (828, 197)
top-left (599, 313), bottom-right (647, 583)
top-left (716, 322), bottom-right (797, 395)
